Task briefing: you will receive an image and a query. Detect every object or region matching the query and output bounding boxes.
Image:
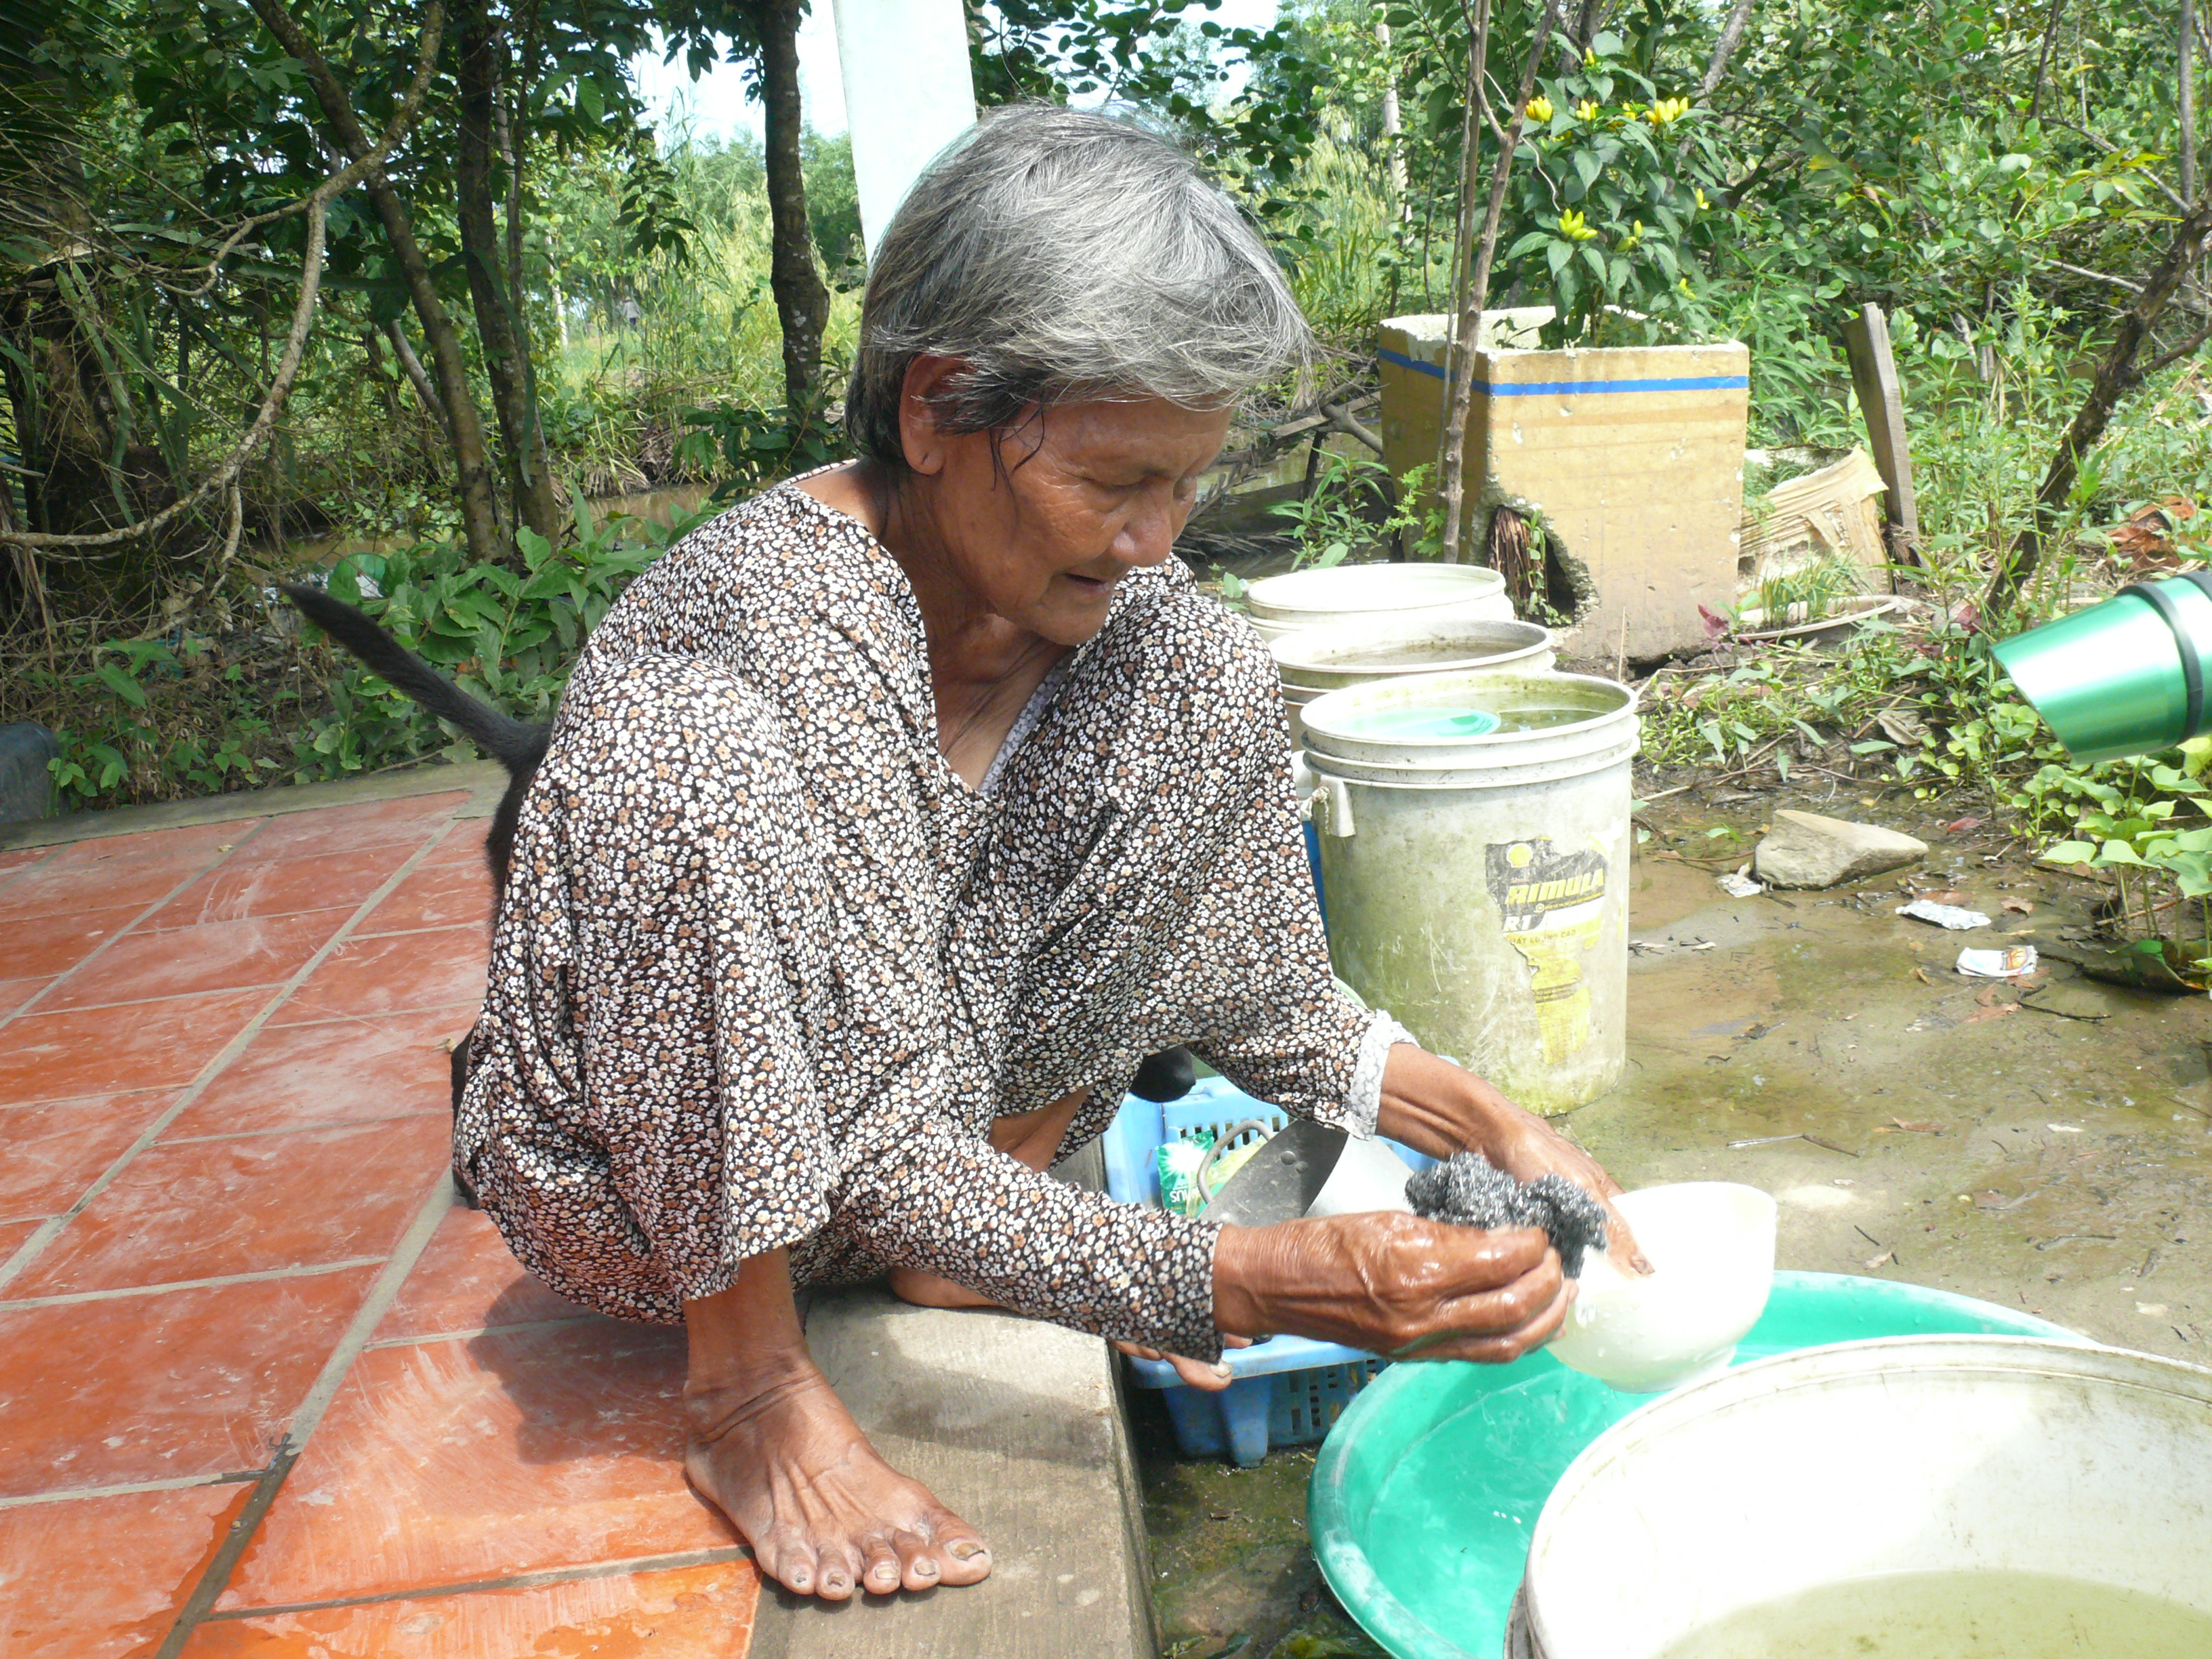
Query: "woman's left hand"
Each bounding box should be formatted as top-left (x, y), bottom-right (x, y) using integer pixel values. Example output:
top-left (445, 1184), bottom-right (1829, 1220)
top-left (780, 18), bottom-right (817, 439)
top-left (1476, 1105), bottom-right (1650, 1276)
top-left (1377, 1044), bottom-right (1650, 1276)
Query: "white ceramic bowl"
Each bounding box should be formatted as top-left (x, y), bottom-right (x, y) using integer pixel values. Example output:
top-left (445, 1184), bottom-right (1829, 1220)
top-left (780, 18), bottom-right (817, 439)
top-left (1547, 1183), bottom-right (1778, 1393)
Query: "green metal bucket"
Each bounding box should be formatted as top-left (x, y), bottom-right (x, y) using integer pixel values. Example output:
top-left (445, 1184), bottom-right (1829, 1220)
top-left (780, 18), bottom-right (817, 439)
top-left (1994, 571), bottom-right (2212, 763)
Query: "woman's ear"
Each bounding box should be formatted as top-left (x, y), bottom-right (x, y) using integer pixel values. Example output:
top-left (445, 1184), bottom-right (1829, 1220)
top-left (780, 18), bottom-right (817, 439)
top-left (897, 356), bottom-right (964, 476)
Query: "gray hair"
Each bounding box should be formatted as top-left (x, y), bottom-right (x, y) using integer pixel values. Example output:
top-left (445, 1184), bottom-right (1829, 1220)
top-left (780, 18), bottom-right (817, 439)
top-left (844, 105), bottom-right (1310, 466)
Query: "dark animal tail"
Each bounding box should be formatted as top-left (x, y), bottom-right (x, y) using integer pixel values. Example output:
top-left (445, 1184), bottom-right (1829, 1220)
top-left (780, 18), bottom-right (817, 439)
top-left (280, 582), bottom-right (543, 774)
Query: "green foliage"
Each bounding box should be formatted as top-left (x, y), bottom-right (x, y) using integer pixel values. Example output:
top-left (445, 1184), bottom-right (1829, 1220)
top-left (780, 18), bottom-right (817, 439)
top-left (676, 387), bottom-right (855, 502)
top-left (1221, 455), bottom-right (1438, 602)
top-left (1740, 555), bottom-right (1864, 629)
top-left (18, 0), bottom-right (2212, 839)
top-left (2027, 740), bottom-right (2212, 971)
top-left (294, 495), bottom-right (708, 780)
top-left (1273, 125), bottom-right (1404, 341)
top-left (1640, 619), bottom-right (2032, 787)
top-left (40, 635), bottom-right (284, 805)
top-left (1504, 36), bottom-right (1727, 341)
top-left (26, 494), bottom-right (708, 808)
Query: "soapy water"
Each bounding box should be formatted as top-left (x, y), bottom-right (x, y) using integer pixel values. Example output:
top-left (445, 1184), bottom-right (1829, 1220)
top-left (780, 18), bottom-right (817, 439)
top-left (1648, 1571), bottom-right (2212, 1658)
top-left (1350, 705), bottom-right (1502, 740)
top-left (1339, 1278), bottom-right (2089, 1659)
top-left (1345, 704), bottom-right (1593, 740)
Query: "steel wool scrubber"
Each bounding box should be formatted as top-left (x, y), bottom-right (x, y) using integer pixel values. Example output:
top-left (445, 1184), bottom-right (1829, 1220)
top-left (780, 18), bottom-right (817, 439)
top-left (1405, 1152), bottom-right (1610, 1277)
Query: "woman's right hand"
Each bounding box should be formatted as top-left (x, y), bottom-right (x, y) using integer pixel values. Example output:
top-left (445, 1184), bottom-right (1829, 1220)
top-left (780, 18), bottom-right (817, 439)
top-left (1212, 1212), bottom-right (1571, 1364)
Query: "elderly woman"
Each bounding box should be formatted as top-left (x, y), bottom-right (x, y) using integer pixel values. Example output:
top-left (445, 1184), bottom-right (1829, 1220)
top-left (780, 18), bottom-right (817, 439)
top-left (458, 105), bottom-right (1643, 1605)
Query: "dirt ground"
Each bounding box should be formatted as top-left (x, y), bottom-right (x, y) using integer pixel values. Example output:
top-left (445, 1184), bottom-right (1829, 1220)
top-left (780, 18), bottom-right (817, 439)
top-left (1140, 784), bottom-right (2212, 1659)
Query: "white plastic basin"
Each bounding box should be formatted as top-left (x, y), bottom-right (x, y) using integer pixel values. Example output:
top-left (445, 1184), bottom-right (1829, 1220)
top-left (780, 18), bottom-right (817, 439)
top-left (1512, 1336), bottom-right (2212, 1659)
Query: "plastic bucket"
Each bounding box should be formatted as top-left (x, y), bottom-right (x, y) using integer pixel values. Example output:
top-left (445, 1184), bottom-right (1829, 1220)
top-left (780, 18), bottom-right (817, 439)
top-left (1244, 563), bottom-right (1513, 643)
top-left (1302, 669), bottom-right (1639, 1115)
top-left (1309, 1273), bottom-right (2081, 1659)
top-left (1510, 1336), bottom-right (2212, 1659)
top-left (1271, 615), bottom-right (1555, 747)
top-left (1994, 569), bottom-right (2212, 762)
top-left (1103, 1080), bottom-right (1435, 1465)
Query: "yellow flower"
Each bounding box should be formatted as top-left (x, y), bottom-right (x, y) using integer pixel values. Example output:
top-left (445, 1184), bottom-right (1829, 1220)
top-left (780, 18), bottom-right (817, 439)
top-left (1525, 95), bottom-right (1555, 124)
top-left (1619, 218), bottom-right (1645, 251)
top-left (1694, 187), bottom-right (1710, 211)
top-left (1646, 96), bottom-right (1692, 127)
top-left (1574, 98), bottom-right (1600, 122)
top-left (1679, 276), bottom-right (1694, 293)
top-left (1559, 209), bottom-right (1598, 242)
top-left (1584, 48), bottom-right (1597, 68)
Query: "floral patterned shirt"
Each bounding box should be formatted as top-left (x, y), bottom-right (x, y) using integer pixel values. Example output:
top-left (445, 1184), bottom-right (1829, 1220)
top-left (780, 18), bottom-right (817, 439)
top-left (457, 480), bottom-right (1405, 1359)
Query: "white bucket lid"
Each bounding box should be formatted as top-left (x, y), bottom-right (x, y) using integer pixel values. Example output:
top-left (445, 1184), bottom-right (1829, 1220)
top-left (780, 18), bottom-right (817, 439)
top-left (1302, 668), bottom-right (1640, 788)
top-left (1245, 563), bottom-right (1507, 624)
top-left (1271, 615), bottom-right (1553, 687)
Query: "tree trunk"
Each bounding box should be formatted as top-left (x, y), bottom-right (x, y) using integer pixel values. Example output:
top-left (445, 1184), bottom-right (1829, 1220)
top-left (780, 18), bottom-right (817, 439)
top-left (0, 274), bottom-right (178, 548)
top-left (372, 321), bottom-right (451, 474)
top-left (243, 0), bottom-right (506, 567)
top-left (2184, 0), bottom-right (2199, 231)
top-left (1377, 19), bottom-right (1407, 208)
top-left (757, 0), bottom-right (830, 414)
top-left (1698, 0), bottom-right (1757, 99)
top-left (1986, 192), bottom-right (2212, 611)
top-left (455, 0), bottom-right (560, 544)
top-left (1438, 1), bottom-right (1563, 564)
top-left (383, 319), bottom-right (452, 445)
top-left (2029, 0), bottom-right (2068, 120)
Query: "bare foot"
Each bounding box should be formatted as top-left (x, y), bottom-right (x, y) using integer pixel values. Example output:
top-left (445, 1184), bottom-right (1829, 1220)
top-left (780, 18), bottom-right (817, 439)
top-left (685, 1358), bottom-right (993, 1599)
top-left (1113, 1339), bottom-right (1240, 1391)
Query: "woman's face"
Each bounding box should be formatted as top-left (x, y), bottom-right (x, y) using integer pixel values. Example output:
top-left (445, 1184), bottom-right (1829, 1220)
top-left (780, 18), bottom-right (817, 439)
top-left (909, 373), bottom-right (1235, 648)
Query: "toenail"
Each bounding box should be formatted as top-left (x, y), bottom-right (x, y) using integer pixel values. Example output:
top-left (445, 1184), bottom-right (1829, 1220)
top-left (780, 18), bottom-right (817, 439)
top-left (916, 1559), bottom-right (940, 1576)
top-left (951, 1540), bottom-right (986, 1560)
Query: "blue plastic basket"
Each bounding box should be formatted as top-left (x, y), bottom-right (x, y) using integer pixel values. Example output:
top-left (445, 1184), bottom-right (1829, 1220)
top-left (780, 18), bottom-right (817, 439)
top-left (1105, 1076), bottom-right (1430, 1465)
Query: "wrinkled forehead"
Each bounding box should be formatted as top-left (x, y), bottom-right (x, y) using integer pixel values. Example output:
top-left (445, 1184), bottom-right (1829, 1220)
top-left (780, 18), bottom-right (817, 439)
top-left (1016, 394), bottom-right (1237, 476)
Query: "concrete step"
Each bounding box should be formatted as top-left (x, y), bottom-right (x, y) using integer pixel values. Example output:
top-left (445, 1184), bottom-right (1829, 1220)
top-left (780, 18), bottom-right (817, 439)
top-left (752, 1141), bottom-right (1158, 1659)
top-left (747, 1288), bottom-right (1158, 1659)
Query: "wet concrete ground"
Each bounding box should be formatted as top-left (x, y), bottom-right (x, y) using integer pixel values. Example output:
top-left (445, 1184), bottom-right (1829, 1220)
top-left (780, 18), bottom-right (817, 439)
top-left (1140, 786), bottom-right (2212, 1658)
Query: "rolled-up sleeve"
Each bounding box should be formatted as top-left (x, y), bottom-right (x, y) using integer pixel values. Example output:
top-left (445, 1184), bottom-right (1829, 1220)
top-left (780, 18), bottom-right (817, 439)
top-left (835, 1124), bottom-right (1225, 1359)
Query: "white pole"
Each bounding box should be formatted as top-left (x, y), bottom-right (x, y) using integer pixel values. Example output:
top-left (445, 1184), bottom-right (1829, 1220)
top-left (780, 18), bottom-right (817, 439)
top-left (1378, 18), bottom-right (1406, 208)
top-left (828, 0), bottom-right (978, 257)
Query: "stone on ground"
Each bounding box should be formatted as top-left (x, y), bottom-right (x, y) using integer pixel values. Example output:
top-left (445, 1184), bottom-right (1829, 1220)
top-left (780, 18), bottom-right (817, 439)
top-left (1753, 809), bottom-right (1926, 889)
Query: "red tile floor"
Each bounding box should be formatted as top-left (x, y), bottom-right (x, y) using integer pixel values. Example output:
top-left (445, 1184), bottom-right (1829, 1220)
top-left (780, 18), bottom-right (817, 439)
top-left (0, 791), bottom-right (759, 1657)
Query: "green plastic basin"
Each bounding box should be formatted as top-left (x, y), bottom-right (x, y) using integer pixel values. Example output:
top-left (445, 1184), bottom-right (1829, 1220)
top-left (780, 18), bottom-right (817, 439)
top-left (1308, 1272), bottom-right (2081, 1659)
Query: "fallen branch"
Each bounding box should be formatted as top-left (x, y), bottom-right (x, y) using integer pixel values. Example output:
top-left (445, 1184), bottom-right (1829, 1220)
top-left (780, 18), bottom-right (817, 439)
top-left (0, 2), bottom-right (447, 556)
top-left (1986, 189), bottom-right (2212, 611)
top-left (1319, 399), bottom-right (1385, 456)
